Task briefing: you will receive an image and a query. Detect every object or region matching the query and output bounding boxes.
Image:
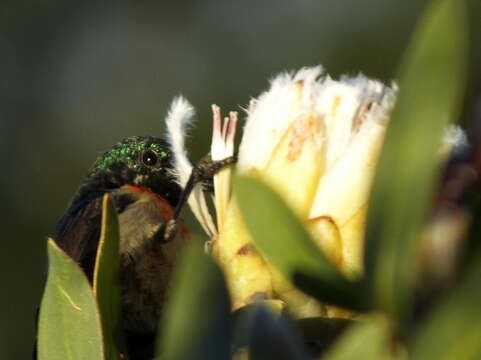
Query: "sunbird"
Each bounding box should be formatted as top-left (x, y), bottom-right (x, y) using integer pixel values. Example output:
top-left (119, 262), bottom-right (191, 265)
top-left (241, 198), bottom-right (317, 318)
top-left (41, 135), bottom-right (234, 359)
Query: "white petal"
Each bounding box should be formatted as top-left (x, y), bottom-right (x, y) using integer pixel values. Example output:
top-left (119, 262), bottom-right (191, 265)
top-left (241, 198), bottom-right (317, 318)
top-left (309, 79), bottom-right (396, 223)
top-left (442, 124), bottom-right (468, 155)
top-left (237, 66), bottom-right (324, 174)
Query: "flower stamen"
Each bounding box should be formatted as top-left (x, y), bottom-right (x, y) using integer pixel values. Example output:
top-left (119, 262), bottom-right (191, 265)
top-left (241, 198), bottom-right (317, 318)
top-left (211, 104), bottom-right (238, 233)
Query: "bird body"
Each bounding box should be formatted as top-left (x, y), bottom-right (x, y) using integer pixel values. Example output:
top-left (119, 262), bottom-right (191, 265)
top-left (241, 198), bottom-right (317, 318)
top-left (40, 135), bottom-right (235, 359)
top-left (52, 136), bottom-right (186, 358)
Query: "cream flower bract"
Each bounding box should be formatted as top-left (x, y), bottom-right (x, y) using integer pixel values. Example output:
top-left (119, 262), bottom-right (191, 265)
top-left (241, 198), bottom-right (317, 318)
top-left (208, 66), bottom-right (397, 314)
top-left (166, 65), bottom-right (466, 317)
top-left (237, 66), bottom-right (396, 277)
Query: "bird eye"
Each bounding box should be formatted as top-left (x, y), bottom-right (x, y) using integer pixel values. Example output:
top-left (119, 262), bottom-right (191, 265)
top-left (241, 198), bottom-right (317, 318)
top-left (141, 150), bottom-right (160, 168)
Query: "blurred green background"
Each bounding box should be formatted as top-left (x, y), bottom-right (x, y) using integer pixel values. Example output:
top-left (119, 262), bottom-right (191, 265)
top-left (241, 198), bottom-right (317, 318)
top-left (1, 1), bottom-right (480, 358)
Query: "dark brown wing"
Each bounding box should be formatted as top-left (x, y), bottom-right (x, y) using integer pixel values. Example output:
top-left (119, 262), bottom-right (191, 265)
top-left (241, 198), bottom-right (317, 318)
top-left (53, 190), bottom-right (136, 281)
top-left (53, 192), bottom-right (104, 280)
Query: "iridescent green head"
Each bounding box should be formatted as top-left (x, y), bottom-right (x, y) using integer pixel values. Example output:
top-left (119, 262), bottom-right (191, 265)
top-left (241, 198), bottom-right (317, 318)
top-left (84, 136), bottom-right (180, 204)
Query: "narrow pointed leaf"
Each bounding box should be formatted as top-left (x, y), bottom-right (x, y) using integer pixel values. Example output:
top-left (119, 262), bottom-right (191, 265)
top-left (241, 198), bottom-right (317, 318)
top-left (235, 175), bottom-right (367, 311)
top-left (93, 194), bottom-right (122, 359)
top-left (364, 0), bottom-right (468, 324)
top-left (38, 239), bottom-right (104, 360)
top-left (156, 242), bottom-right (231, 360)
top-left (322, 315), bottom-right (399, 360)
top-left (411, 260), bottom-right (481, 360)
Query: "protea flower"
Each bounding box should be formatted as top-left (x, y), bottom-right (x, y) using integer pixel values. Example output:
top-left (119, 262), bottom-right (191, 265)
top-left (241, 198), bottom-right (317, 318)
top-left (165, 65), bottom-right (462, 318)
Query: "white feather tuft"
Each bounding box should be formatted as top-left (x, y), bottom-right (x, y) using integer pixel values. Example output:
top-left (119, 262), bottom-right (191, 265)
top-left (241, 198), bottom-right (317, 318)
top-left (165, 96), bottom-right (195, 186)
top-left (164, 96), bottom-right (217, 237)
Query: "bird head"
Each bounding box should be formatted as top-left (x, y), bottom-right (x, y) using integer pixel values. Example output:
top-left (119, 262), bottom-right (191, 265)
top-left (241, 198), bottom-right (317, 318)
top-left (82, 136), bottom-right (180, 205)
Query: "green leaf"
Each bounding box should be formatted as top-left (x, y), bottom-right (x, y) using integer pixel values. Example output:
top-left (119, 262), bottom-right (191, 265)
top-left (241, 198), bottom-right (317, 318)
top-left (364, 0), bottom-right (468, 325)
top-left (38, 239), bottom-right (104, 360)
top-left (462, 184), bottom-right (481, 271)
top-left (411, 260), bottom-right (481, 360)
top-left (93, 194), bottom-right (123, 360)
top-left (235, 175), bottom-right (367, 311)
top-left (322, 315), bottom-right (400, 360)
top-left (156, 242), bottom-right (232, 360)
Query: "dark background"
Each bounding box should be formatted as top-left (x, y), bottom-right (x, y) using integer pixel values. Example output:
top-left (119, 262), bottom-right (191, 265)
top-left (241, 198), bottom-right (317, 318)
top-left (1, 1), bottom-right (480, 358)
